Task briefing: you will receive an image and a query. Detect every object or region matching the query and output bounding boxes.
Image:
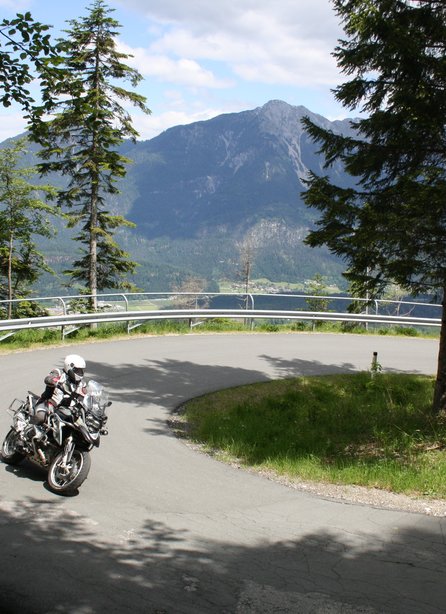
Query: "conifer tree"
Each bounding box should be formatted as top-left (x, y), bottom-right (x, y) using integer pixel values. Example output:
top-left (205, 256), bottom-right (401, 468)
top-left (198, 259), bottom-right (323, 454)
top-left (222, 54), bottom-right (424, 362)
top-left (33, 0), bottom-right (150, 308)
top-left (0, 138), bottom-right (58, 317)
top-left (302, 0), bottom-right (446, 411)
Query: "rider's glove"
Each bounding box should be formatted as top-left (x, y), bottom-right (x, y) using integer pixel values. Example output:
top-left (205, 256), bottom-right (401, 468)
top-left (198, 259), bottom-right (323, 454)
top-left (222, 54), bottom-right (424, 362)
top-left (50, 387), bottom-right (63, 407)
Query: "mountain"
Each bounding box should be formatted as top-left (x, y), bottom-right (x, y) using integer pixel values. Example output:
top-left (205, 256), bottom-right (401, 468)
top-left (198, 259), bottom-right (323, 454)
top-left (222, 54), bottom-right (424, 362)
top-left (123, 100), bottom-right (355, 239)
top-left (26, 100), bottom-right (357, 293)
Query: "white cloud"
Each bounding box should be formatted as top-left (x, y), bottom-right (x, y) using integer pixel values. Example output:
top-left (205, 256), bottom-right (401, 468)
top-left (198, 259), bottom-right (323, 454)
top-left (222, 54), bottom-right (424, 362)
top-left (118, 41), bottom-right (233, 89)
top-left (118, 0), bottom-right (340, 40)
top-left (0, 1), bottom-right (346, 142)
top-left (116, 0), bottom-right (342, 90)
top-left (0, 0), bottom-right (31, 9)
top-left (0, 112), bottom-right (27, 141)
top-left (111, 0), bottom-right (345, 139)
top-left (149, 27), bottom-right (337, 87)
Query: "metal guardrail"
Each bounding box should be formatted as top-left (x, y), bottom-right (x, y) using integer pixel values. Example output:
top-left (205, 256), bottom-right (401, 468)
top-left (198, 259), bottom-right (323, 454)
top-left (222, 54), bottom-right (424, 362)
top-left (0, 306), bottom-right (441, 339)
top-left (0, 291), bottom-right (441, 341)
top-left (1, 291), bottom-right (441, 310)
top-left (1, 291), bottom-right (440, 313)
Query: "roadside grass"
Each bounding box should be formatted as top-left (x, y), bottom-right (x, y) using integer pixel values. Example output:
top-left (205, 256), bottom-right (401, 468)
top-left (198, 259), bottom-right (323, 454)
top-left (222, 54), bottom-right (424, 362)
top-left (0, 318), bottom-right (438, 353)
top-left (183, 373), bottom-right (446, 498)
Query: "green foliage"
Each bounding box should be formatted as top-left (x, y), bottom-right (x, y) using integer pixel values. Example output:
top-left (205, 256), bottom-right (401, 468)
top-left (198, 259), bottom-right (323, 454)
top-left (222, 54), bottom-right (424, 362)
top-left (257, 322), bottom-right (281, 332)
top-left (0, 300), bottom-right (48, 319)
top-left (393, 326), bottom-right (418, 337)
top-left (304, 274), bottom-right (332, 310)
top-left (0, 327), bottom-right (60, 348)
top-left (0, 12), bottom-right (56, 111)
top-left (369, 352), bottom-right (382, 377)
top-left (303, 0), bottom-right (446, 296)
top-left (11, 300), bottom-right (48, 318)
top-left (302, 0), bottom-right (446, 410)
top-left (199, 318), bottom-right (246, 332)
top-left (32, 0), bottom-right (150, 302)
top-left (0, 138), bottom-right (59, 313)
top-left (184, 373), bottom-right (446, 497)
top-left (340, 320), bottom-right (367, 333)
top-left (304, 273), bottom-right (333, 329)
top-left (66, 216), bottom-right (139, 294)
top-left (65, 297), bottom-right (91, 314)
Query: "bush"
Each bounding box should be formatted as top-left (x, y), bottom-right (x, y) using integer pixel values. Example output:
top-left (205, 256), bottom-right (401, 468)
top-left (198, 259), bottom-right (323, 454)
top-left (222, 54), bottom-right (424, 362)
top-left (394, 326), bottom-right (418, 337)
top-left (13, 301), bottom-right (49, 318)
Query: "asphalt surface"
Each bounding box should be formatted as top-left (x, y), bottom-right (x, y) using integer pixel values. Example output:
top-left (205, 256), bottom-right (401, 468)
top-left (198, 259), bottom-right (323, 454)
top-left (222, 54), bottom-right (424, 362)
top-left (0, 332), bottom-right (444, 613)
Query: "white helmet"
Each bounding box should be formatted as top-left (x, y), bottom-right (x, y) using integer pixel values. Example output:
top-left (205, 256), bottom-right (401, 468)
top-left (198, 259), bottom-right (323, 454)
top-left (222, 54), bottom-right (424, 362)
top-left (64, 354), bottom-right (86, 384)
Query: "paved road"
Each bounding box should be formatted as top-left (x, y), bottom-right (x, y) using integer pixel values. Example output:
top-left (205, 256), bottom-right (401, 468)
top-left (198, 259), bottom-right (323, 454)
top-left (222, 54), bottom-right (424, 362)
top-left (0, 333), bottom-right (444, 613)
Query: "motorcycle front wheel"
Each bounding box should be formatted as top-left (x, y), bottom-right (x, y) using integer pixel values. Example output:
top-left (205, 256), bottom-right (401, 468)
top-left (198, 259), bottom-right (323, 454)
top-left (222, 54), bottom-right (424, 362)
top-left (47, 449), bottom-right (91, 495)
top-left (1, 428), bottom-right (26, 465)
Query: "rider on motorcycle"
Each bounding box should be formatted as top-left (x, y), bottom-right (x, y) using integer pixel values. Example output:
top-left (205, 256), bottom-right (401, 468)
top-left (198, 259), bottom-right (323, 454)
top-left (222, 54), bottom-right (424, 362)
top-left (1, 352), bottom-right (108, 495)
top-left (33, 354), bottom-right (87, 426)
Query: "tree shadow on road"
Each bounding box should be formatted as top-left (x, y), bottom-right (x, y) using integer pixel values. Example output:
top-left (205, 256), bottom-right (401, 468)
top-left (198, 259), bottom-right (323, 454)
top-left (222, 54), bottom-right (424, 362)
top-left (83, 354), bottom-right (362, 440)
top-left (1, 340), bottom-right (443, 612)
top-left (259, 354), bottom-right (358, 378)
top-left (85, 354), bottom-right (360, 412)
top-left (0, 497), bottom-right (445, 613)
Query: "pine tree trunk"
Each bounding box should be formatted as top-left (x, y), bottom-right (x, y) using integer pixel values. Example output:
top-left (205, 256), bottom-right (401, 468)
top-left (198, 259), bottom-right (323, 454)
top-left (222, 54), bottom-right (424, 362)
top-left (7, 233), bottom-right (13, 319)
top-left (433, 287), bottom-right (446, 413)
top-left (89, 187), bottom-right (98, 313)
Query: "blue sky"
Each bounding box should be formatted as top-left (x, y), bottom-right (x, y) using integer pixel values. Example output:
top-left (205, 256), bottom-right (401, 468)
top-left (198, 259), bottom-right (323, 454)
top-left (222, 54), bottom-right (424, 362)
top-left (0, 0), bottom-right (348, 141)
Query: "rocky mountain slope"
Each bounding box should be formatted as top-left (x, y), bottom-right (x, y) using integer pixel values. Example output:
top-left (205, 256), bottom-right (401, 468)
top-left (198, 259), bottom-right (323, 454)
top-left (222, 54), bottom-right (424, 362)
top-left (113, 100), bottom-right (354, 291)
top-left (18, 100), bottom-right (357, 293)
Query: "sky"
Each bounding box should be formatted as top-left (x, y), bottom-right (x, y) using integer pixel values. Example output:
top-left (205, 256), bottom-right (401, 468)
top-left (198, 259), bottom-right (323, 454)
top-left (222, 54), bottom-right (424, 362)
top-left (0, 0), bottom-right (349, 142)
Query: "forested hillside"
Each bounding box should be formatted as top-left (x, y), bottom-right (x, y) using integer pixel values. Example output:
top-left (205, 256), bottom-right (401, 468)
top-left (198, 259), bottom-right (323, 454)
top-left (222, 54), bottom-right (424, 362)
top-left (7, 100), bottom-right (357, 294)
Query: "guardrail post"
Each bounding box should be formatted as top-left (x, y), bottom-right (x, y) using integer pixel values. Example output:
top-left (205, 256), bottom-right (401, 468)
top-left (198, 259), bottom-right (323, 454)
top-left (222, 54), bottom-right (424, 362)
top-left (121, 294), bottom-right (130, 334)
top-left (59, 298), bottom-right (68, 340)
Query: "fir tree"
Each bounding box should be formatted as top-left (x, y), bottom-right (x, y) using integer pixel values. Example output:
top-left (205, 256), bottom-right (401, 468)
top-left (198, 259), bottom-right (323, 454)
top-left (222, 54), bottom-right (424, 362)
top-left (33, 0), bottom-right (150, 308)
top-left (302, 0), bottom-right (446, 411)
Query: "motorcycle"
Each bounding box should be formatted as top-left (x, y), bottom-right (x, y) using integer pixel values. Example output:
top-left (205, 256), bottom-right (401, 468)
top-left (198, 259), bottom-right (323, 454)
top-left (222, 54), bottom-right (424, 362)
top-left (1, 380), bottom-right (110, 495)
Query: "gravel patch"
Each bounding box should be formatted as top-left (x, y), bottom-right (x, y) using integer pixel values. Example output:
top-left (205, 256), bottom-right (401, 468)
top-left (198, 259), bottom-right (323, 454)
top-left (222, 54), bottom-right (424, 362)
top-left (169, 414), bottom-right (446, 518)
top-left (254, 469), bottom-right (446, 517)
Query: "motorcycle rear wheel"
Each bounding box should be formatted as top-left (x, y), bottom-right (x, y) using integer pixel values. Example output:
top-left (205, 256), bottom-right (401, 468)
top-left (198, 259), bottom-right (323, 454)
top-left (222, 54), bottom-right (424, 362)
top-left (1, 429), bottom-right (26, 465)
top-left (47, 449), bottom-right (91, 495)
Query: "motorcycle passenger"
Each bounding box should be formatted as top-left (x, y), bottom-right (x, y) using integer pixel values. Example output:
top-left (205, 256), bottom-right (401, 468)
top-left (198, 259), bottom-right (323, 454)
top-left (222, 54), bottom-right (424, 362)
top-left (32, 354), bottom-right (87, 426)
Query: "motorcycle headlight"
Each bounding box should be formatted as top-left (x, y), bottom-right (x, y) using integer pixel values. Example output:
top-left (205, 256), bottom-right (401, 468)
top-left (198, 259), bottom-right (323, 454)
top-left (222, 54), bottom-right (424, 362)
top-left (86, 412), bottom-right (103, 431)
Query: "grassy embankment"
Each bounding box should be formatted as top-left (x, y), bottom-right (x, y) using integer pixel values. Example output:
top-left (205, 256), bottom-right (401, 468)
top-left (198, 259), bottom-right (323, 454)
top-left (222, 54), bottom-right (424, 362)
top-left (183, 372), bottom-right (446, 499)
